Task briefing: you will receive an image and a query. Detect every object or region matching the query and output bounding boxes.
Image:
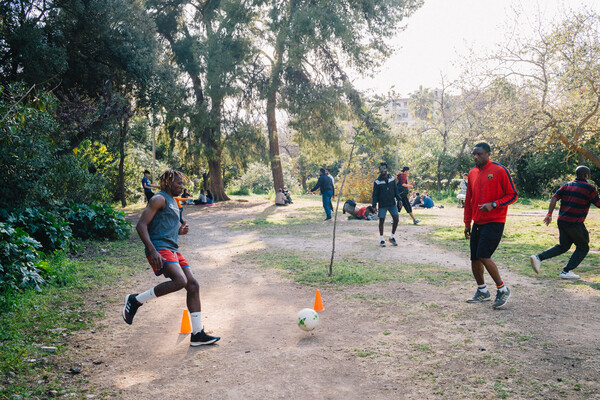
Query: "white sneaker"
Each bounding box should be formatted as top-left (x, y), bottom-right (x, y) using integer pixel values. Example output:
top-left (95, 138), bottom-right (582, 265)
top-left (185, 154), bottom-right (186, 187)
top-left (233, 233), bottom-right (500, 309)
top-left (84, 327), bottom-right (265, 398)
top-left (530, 255), bottom-right (541, 274)
top-left (560, 270), bottom-right (580, 280)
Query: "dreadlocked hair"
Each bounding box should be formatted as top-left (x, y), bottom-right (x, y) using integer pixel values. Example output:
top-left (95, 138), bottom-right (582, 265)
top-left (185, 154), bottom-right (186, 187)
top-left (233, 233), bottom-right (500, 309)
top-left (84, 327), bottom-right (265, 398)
top-left (159, 169), bottom-right (189, 191)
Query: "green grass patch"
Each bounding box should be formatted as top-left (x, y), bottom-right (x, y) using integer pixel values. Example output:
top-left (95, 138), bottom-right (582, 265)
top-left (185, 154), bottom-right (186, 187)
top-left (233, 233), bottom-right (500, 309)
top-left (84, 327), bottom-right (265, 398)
top-left (429, 206), bottom-right (600, 286)
top-left (242, 249), bottom-right (472, 286)
top-left (0, 237), bottom-right (142, 399)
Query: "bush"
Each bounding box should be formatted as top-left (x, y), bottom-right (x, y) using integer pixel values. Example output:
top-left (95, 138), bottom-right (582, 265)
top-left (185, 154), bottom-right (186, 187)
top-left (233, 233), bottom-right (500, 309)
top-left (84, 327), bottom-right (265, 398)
top-left (306, 177), bottom-right (318, 192)
top-left (63, 203), bottom-right (131, 241)
top-left (227, 186), bottom-right (250, 196)
top-left (7, 208), bottom-right (72, 252)
top-left (0, 223), bottom-right (44, 291)
top-left (343, 169), bottom-right (376, 204)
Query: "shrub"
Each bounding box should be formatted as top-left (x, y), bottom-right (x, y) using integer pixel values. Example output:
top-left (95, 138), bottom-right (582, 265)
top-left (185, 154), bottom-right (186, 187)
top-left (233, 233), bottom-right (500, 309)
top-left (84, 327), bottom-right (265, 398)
top-left (0, 223), bottom-right (44, 291)
top-left (343, 169), bottom-right (376, 204)
top-left (7, 208), bottom-right (72, 252)
top-left (63, 203), bottom-right (131, 241)
top-left (227, 186), bottom-right (250, 196)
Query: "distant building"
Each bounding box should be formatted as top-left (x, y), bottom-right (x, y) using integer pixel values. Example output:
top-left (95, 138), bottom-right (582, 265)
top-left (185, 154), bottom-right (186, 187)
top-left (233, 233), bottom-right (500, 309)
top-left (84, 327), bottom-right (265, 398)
top-left (385, 89), bottom-right (442, 126)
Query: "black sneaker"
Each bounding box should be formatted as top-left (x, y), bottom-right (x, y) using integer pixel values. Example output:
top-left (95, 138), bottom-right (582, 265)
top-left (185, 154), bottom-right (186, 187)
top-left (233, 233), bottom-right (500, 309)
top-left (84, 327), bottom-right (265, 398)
top-left (380, 240), bottom-right (386, 247)
top-left (190, 329), bottom-right (221, 346)
top-left (122, 294), bottom-right (142, 325)
top-left (492, 287), bottom-right (511, 309)
top-left (388, 237), bottom-right (398, 246)
top-left (324, 217), bottom-right (332, 221)
top-left (466, 289), bottom-right (491, 303)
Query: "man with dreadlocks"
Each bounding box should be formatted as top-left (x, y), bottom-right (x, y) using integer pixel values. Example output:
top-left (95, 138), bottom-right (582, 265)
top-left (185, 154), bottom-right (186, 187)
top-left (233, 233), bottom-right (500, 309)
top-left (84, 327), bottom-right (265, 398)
top-left (123, 169), bottom-right (220, 346)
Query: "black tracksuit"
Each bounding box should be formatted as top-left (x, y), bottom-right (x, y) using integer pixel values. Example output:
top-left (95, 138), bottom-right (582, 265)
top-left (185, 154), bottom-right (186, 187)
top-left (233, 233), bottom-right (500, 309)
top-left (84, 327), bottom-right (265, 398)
top-left (372, 174), bottom-right (401, 209)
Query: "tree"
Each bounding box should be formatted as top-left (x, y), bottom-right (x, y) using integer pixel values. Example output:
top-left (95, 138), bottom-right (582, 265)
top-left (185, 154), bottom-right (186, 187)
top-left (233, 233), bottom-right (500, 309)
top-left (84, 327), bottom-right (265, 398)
top-left (409, 82), bottom-right (466, 189)
top-left (260, 0), bottom-right (423, 192)
top-left (1, 0), bottom-right (165, 206)
top-left (479, 9), bottom-right (600, 168)
top-left (151, 0), bottom-right (261, 201)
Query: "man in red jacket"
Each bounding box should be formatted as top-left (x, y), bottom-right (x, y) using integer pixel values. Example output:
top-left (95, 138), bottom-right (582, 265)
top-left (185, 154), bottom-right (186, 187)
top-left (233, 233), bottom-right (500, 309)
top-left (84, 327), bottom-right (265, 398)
top-left (464, 143), bottom-right (518, 309)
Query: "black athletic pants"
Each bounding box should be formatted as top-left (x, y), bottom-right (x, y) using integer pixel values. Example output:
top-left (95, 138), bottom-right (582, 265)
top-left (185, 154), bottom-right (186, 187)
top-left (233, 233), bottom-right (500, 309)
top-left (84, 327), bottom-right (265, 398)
top-left (397, 192), bottom-right (412, 214)
top-left (538, 221), bottom-right (589, 272)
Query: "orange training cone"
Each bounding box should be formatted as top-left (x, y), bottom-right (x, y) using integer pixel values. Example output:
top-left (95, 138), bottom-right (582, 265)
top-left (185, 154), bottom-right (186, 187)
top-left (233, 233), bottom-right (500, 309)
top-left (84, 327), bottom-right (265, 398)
top-left (313, 290), bottom-right (324, 311)
top-left (180, 309), bottom-right (192, 334)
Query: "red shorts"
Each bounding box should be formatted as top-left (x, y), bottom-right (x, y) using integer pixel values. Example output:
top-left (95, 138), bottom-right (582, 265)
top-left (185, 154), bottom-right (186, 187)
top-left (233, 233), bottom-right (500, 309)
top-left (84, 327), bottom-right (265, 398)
top-left (147, 249), bottom-right (190, 276)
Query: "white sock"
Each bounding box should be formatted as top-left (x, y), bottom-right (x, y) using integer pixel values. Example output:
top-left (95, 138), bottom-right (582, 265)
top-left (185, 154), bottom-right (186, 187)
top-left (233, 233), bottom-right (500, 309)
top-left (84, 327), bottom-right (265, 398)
top-left (190, 312), bottom-right (203, 334)
top-left (380, 235), bottom-right (384, 241)
top-left (136, 288), bottom-right (156, 304)
top-left (477, 284), bottom-right (489, 293)
top-left (390, 233), bottom-right (395, 239)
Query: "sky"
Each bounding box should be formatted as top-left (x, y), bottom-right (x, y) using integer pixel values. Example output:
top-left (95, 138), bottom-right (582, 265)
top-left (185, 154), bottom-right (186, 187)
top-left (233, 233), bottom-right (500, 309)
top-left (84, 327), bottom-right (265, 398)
top-left (352, 0), bottom-right (600, 97)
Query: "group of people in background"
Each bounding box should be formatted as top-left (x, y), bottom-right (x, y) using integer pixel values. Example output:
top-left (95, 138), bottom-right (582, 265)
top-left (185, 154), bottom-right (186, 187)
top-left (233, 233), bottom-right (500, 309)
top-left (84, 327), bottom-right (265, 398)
top-left (142, 170), bottom-right (213, 205)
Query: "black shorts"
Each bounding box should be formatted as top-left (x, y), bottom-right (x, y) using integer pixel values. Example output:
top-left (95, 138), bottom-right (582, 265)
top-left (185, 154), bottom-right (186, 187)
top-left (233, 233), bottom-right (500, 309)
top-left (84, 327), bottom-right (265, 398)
top-left (470, 222), bottom-right (505, 261)
top-left (145, 191), bottom-right (154, 202)
top-left (397, 193), bottom-right (412, 214)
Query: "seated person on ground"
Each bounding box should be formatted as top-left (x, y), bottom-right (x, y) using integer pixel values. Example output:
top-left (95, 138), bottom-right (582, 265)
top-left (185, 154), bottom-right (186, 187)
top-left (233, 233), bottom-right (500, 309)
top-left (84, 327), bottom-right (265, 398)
top-left (194, 189), bottom-right (208, 205)
top-left (275, 189), bottom-right (287, 206)
top-left (408, 191), bottom-right (417, 205)
top-left (422, 194), bottom-right (434, 209)
top-left (411, 192), bottom-right (422, 207)
top-left (282, 185), bottom-right (292, 204)
top-left (355, 205), bottom-right (377, 220)
top-left (180, 188), bottom-right (194, 204)
top-left (206, 189), bottom-right (214, 204)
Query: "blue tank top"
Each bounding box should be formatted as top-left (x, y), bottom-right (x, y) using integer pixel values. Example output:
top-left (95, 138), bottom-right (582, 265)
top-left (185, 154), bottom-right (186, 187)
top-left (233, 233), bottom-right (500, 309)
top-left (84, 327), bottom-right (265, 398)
top-left (146, 191), bottom-right (180, 256)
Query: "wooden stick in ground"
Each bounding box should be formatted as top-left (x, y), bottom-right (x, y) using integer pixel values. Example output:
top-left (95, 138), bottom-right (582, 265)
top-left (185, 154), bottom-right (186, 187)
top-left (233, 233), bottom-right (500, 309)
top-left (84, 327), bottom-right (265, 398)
top-left (328, 114), bottom-right (370, 277)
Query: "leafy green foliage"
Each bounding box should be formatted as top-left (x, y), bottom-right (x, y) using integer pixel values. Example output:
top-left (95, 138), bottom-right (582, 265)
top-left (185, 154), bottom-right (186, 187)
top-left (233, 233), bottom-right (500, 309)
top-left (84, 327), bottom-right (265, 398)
top-left (513, 149), bottom-right (573, 197)
top-left (0, 239), bottom-right (141, 398)
top-left (63, 203), bottom-right (131, 241)
top-left (0, 223), bottom-right (44, 291)
top-left (7, 208), bottom-right (72, 252)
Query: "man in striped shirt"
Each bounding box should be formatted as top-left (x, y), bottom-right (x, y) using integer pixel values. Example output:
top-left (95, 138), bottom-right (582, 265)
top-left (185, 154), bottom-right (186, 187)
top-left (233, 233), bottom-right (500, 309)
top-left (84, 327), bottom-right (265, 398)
top-left (530, 166), bottom-right (600, 280)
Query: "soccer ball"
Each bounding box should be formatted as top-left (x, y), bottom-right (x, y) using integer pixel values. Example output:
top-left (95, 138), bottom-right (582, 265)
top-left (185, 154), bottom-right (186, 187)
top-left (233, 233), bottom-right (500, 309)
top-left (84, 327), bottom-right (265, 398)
top-left (297, 308), bottom-right (319, 331)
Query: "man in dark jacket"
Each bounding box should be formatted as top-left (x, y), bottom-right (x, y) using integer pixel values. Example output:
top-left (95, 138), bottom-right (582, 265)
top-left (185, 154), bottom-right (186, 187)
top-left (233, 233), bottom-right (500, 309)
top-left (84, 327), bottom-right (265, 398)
top-left (372, 163), bottom-right (402, 247)
top-left (310, 168), bottom-right (335, 221)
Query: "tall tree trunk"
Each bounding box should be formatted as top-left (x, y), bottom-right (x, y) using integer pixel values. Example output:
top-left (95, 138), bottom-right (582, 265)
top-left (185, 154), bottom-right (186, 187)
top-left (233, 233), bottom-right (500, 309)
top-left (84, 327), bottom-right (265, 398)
top-left (208, 157), bottom-right (229, 201)
top-left (118, 117), bottom-right (128, 207)
top-left (300, 175), bottom-right (307, 192)
top-left (267, 89), bottom-right (284, 191)
top-left (202, 172), bottom-right (209, 190)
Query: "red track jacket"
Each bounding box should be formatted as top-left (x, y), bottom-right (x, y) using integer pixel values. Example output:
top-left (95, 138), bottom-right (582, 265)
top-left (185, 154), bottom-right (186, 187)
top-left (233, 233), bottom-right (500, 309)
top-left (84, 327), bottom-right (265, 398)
top-left (464, 160), bottom-right (518, 226)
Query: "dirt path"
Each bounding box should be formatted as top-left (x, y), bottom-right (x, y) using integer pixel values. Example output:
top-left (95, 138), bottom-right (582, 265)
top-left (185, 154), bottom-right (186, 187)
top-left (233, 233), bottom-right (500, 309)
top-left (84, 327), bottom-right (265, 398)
top-left (68, 198), bottom-right (600, 399)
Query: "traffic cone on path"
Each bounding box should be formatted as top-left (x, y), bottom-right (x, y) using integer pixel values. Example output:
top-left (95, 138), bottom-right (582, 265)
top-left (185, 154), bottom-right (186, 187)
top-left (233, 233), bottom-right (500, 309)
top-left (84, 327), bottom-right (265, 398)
top-left (313, 290), bottom-right (324, 311)
top-left (180, 309), bottom-right (192, 334)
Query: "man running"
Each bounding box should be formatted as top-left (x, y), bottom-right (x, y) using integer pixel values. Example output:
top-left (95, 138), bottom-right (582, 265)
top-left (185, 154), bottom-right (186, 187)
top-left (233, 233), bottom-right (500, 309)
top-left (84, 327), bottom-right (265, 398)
top-left (372, 162), bottom-right (402, 247)
top-left (464, 143), bottom-right (518, 309)
top-left (123, 169), bottom-right (220, 346)
top-left (396, 166), bottom-right (420, 225)
top-left (530, 166), bottom-right (600, 280)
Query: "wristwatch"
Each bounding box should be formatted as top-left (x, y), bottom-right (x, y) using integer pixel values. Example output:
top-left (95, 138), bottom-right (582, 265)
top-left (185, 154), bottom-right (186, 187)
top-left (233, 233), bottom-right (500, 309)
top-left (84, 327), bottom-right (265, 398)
top-left (492, 202), bottom-right (497, 209)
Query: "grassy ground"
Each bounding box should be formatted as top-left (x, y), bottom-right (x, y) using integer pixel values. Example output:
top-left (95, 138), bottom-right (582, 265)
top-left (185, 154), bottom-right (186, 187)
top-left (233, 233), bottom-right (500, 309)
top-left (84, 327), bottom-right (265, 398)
top-left (0, 236), bottom-right (141, 399)
top-left (429, 203), bottom-right (600, 289)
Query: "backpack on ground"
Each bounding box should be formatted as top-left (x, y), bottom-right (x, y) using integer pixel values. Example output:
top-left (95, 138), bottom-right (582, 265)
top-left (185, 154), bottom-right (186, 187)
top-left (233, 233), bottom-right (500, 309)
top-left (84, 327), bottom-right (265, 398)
top-left (343, 199), bottom-right (356, 214)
